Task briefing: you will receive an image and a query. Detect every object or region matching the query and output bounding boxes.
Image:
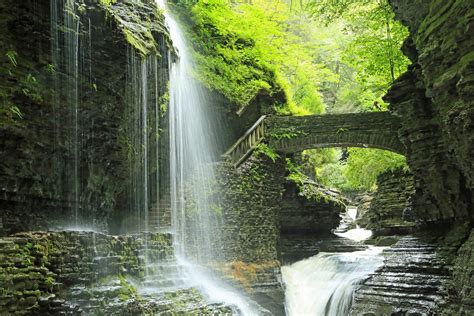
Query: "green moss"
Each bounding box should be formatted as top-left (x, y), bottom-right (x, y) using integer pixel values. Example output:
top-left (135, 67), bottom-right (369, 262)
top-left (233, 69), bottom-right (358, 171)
top-left (118, 275), bottom-right (138, 301)
top-left (417, 0), bottom-right (463, 41)
top-left (123, 28), bottom-right (154, 56)
top-left (98, 0), bottom-right (172, 58)
top-left (99, 0), bottom-right (117, 7)
top-left (269, 125), bottom-right (309, 140)
top-left (433, 51), bottom-right (474, 88)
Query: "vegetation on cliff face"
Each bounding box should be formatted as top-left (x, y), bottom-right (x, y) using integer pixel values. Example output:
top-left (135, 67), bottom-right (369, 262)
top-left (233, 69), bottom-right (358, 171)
top-left (173, 0), bottom-right (409, 191)
top-left (100, 0), bottom-right (172, 56)
top-left (172, 0), bottom-right (328, 114)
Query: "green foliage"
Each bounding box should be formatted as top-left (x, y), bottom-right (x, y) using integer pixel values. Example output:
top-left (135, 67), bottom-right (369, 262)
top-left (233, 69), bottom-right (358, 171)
top-left (285, 157), bottom-right (307, 186)
top-left (172, 0), bottom-right (334, 114)
top-left (343, 148), bottom-right (407, 190)
top-left (9, 106), bottom-right (23, 119)
top-left (301, 148), bottom-right (345, 188)
top-left (1, 49), bottom-right (47, 128)
top-left (302, 147), bottom-right (407, 191)
top-left (254, 143), bottom-right (280, 162)
top-left (269, 126), bottom-right (308, 140)
top-left (308, 0), bottom-right (410, 111)
top-left (5, 50), bottom-right (17, 67)
top-left (99, 0), bottom-right (117, 7)
top-left (178, 0), bottom-right (283, 107)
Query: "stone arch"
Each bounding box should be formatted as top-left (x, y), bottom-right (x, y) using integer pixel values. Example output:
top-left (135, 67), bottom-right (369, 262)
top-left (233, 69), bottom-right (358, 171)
top-left (266, 112), bottom-right (406, 155)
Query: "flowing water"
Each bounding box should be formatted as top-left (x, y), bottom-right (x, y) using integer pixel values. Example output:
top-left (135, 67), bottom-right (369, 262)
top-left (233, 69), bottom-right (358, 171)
top-left (282, 247), bottom-right (384, 315)
top-left (49, 0), bottom-right (255, 312)
top-left (51, 0), bottom-right (82, 226)
top-left (50, 1), bottom-right (384, 314)
top-left (125, 49), bottom-right (162, 234)
top-left (282, 208), bottom-right (384, 315)
top-left (162, 2), bottom-right (223, 263)
top-left (153, 1), bottom-right (257, 313)
top-left (335, 207), bottom-right (373, 242)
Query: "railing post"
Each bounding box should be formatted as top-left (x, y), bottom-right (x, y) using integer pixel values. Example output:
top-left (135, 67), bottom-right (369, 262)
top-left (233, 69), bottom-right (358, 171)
top-left (224, 115), bottom-right (267, 167)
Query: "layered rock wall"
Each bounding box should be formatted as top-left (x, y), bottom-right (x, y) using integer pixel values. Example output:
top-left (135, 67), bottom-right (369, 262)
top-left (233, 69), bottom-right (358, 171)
top-left (280, 180), bottom-right (344, 235)
top-left (442, 229), bottom-right (474, 314)
top-left (357, 168), bottom-right (415, 234)
top-left (351, 236), bottom-right (451, 315)
top-left (0, 0), bottom-right (171, 235)
top-left (0, 231), bottom-right (173, 314)
top-left (387, 0), bottom-right (474, 223)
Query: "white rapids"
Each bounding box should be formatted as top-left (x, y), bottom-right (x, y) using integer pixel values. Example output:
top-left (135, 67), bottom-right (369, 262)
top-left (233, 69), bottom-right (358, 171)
top-left (282, 207), bottom-right (384, 316)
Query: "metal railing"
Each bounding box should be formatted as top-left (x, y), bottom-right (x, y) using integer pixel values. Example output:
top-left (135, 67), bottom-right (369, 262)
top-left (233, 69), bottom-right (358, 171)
top-left (224, 115), bottom-right (266, 167)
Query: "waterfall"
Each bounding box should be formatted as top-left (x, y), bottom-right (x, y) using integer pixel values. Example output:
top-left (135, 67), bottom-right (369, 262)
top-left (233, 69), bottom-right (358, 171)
top-left (335, 207), bottom-right (373, 242)
top-left (50, 0), bottom-right (166, 234)
top-left (50, 0), bottom-right (82, 227)
top-left (282, 247), bottom-right (384, 315)
top-left (282, 207), bottom-right (384, 315)
top-left (159, 0), bottom-right (222, 265)
top-left (155, 1), bottom-right (257, 314)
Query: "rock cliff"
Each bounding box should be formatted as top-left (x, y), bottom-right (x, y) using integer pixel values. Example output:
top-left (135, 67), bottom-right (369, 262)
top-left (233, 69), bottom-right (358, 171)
top-left (357, 168), bottom-right (415, 235)
top-left (387, 0), bottom-right (473, 224)
top-left (0, 0), bottom-right (171, 235)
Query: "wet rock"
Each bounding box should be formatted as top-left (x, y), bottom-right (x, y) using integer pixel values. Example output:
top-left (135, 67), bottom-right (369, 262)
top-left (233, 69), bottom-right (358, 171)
top-left (351, 236), bottom-right (451, 315)
top-left (0, 0), bottom-right (171, 236)
top-left (280, 180), bottom-right (345, 235)
top-left (441, 229), bottom-right (474, 314)
top-left (279, 235), bottom-right (368, 265)
top-left (357, 168), bottom-right (416, 235)
top-left (386, 0), bottom-right (474, 224)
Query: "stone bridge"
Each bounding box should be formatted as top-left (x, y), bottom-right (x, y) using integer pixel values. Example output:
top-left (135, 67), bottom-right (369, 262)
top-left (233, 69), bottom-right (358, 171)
top-left (225, 111), bottom-right (405, 167)
top-left (266, 112), bottom-right (406, 154)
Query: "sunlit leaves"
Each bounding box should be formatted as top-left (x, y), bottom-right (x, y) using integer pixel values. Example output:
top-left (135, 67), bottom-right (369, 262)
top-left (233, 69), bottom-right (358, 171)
top-left (344, 148), bottom-right (407, 190)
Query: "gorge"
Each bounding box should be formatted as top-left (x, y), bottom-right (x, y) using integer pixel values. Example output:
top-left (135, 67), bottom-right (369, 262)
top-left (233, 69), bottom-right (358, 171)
top-left (0, 0), bottom-right (473, 315)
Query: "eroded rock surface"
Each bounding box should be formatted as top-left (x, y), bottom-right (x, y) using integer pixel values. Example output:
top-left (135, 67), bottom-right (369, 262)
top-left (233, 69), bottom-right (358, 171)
top-left (351, 236), bottom-right (451, 315)
top-left (357, 168), bottom-right (415, 235)
top-left (0, 231), bottom-right (234, 315)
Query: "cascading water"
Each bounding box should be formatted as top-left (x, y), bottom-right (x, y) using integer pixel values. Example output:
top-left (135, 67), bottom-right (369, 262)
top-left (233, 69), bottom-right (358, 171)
top-left (282, 207), bottom-right (384, 315)
top-left (282, 247), bottom-right (384, 315)
top-left (154, 1), bottom-right (258, 313)
top-left (50, 0), bottom-right (82, 227)
top-left (335, 207), bottom-right (373, 242)
top-left (163, 4), bottom-right (222, 263)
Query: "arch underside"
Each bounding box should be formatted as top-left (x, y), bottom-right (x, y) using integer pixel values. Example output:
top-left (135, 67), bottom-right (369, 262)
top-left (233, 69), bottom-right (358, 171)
top-left (270, 134), bottom-right (406, 155)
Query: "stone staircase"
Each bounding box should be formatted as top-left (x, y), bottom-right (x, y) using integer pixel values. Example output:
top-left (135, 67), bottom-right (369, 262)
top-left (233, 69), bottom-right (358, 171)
top-left (148, 196), bottom-right (172, 232)
top-left (224, 115), bottom-right (266, 167)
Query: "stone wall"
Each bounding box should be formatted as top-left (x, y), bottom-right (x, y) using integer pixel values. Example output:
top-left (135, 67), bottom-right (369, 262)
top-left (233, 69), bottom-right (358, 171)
top-left (357, 168), bottom-right (415, 235)
top-left (0, 231), bottom-right (172, 314)
top-left (0, 231), bottom-right (234, 315)
top-left (215, 154), bottom-right (287, 315)
top-left (217, 155), bottom-right (286, 264)
top-left (387, 0), bottom-right (474, 224)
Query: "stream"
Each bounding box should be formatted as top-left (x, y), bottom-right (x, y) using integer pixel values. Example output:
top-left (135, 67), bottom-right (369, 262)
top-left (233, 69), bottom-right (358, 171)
top-left (282, 208), bottom-right (385, 316)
